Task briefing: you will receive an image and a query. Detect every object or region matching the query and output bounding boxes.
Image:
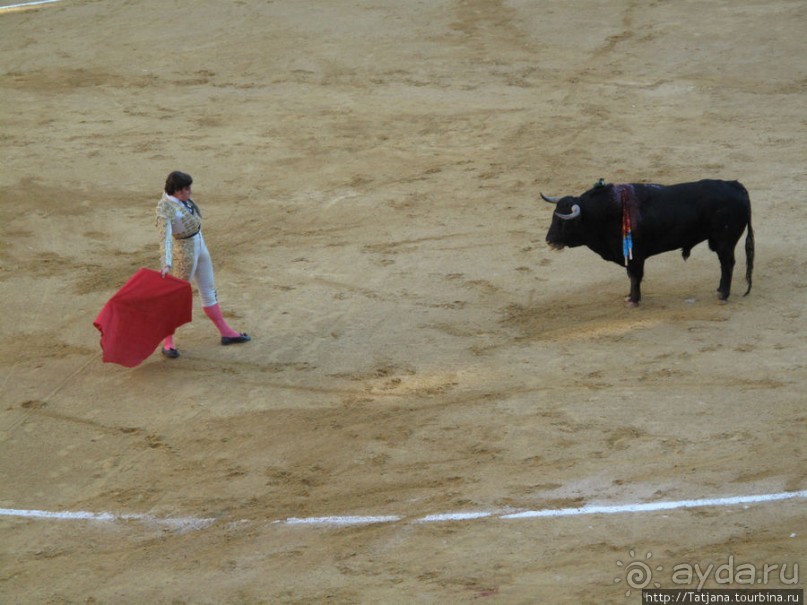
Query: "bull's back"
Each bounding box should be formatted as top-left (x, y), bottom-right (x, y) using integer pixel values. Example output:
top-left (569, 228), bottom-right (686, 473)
top-left (649, 180), bottom-right (748, 207)
top-left (634, 180), bottom-right (750, 257)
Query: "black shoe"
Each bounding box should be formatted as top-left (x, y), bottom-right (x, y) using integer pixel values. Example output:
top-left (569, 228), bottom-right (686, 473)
top-left (161, 347), bottom-right (180, 358)
top-left (221, 333), bottom-right (251, 345)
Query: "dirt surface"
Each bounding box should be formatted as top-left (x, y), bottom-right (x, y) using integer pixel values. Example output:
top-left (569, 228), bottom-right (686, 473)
top-left (1, 1), bottom-right (805, 603)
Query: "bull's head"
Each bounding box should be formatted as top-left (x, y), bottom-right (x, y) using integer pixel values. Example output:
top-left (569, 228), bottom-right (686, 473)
top-left (542, 192), bottom-right (584, 250)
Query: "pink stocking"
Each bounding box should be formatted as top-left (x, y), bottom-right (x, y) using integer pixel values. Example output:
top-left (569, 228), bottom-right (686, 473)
top-left (203, 303), bottom-right (240, 338)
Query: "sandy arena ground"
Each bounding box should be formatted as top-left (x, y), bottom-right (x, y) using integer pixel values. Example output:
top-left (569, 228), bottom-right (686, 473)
top-left (1, 1), bottom-right (805, 603)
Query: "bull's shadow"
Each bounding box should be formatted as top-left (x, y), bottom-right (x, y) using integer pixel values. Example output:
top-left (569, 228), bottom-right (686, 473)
top-left (502, 261), bottom-right (731, 344)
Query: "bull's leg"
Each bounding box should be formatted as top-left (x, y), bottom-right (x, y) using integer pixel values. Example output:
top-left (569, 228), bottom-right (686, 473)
top-left (625, 259), bottom-right (645, 307)
top-left (716, 247), bottom-right (736, 302)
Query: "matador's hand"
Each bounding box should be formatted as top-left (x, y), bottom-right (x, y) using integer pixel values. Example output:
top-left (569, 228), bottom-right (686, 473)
top-left (161, 265), bottom-right (171, 278)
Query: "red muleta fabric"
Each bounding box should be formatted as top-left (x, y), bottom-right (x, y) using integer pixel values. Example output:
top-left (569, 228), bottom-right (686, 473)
top-left (93, 268), bottom-right (192, 367)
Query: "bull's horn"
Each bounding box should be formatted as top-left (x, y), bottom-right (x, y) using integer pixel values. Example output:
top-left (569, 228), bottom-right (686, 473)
top-left (540, 193), bottom-right (560, 204)
top-left (555, 204), bottom-right (581, 220)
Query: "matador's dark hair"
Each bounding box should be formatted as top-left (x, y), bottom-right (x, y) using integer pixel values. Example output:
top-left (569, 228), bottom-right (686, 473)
top-left (164, 171), bottom-right (193, 195)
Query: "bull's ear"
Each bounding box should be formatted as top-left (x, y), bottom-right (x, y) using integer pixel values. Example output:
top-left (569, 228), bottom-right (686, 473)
top-left (540, 193), bottom-right (560, 204)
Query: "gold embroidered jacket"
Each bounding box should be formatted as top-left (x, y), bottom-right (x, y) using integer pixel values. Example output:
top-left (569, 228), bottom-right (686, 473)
top-left (155, 193), bottom-right (202, 280)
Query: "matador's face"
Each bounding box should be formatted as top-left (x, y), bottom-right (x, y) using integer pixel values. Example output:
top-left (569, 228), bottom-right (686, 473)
top-left (175, 186), bottom-right (192, 202)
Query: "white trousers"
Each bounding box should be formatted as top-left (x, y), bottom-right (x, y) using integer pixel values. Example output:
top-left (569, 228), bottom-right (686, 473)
top-left (185, 233), bottom-right (218, 307)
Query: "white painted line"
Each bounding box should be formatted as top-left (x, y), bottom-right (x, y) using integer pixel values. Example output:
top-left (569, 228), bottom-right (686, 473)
top-left (417, 511), bottom-right (495, 523)
top-left (499, 490), bottom-right (807, 520)
top-left (0, 508), bottom-right (116, 522)
top-left (2, 490), bottom-right (805, 532)
top-left (280, 515), bottom-right (402, 527)
top-left (0, 0), bottom-right (61, 10)
top-left (278, 490), bottom-right (807, 528)
top-left (0, 507), bottom-right (215, 531)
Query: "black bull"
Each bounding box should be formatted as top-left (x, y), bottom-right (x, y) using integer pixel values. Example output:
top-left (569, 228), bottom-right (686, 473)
top-left (542, 180), bottom-right (754, 305)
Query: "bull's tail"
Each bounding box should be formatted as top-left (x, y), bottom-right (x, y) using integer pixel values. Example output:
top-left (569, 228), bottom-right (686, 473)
top-left (743, 211), bottom-right (754, 296)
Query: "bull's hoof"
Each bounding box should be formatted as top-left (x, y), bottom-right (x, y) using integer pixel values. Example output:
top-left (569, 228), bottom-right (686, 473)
top-left (624, 296), bottom-right (640, 308)
top-left (717, 298), bottom-right (729, 305)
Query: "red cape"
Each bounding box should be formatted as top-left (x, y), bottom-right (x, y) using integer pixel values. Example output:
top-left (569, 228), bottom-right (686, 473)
top-left (93, 268), bottom-right (193, 367)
